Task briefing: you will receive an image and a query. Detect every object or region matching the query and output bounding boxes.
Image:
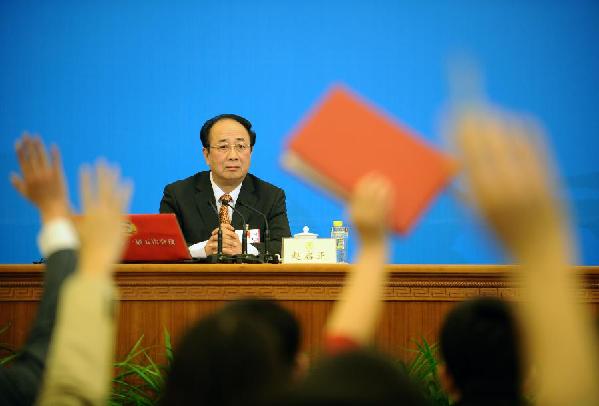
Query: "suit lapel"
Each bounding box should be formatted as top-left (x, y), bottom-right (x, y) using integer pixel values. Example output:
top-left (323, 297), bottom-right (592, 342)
top-left (194, 172), bottom-right (220, 234)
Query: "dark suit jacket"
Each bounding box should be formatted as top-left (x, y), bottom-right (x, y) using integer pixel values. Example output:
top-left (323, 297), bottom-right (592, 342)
top-left (0, 249), bottom-right (77, 406)
top-left (159, 171), bottom-right (291, 255)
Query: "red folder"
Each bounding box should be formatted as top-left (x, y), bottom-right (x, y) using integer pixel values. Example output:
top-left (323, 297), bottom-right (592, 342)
top-left (282, 85), bottom-right (456, 234)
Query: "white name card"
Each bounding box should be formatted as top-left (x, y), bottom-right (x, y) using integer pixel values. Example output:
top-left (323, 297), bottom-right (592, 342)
top-left (282, 238), bottom-right (337, 264)
top-left (235, 229), bottom-right (261, 243)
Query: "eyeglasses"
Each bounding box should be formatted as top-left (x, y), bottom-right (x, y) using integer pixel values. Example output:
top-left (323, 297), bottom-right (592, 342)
top-left (209, 143), bottom-right (250, 154)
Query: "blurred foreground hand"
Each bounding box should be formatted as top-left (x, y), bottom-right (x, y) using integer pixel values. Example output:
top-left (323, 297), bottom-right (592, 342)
top-left (450, 108), bottom-right (599, 404)
top-left (451, 111), bottom-right (572, 263)
top-left (11, 133), bottom-right (70, 223)
top-left (77, 162), bottom-right (132, 276)
top-left (349, 173), bottom-right (394, 245)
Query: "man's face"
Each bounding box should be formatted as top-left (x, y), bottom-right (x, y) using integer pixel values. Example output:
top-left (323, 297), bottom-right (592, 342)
top-left (203, 118), bottom-right (252, 189)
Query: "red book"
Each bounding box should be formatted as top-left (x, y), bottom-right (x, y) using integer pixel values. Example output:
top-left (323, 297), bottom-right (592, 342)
top-left (282, 85), bottom-right (456, 234)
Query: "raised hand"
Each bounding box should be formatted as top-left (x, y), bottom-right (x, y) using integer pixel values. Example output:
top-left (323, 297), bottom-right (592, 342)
top-left (11, 133), bottom-right (70, 223)
top-left (76, 161), bottom-right (132, 276)
top-left (349, 173), bottom-right (394, 245)
top-left (452, 111), bottom-right (571, 262)
top-left (451, 108), bottom-right (599, 404)
top-left (326, 173), bottom-right (393, 345)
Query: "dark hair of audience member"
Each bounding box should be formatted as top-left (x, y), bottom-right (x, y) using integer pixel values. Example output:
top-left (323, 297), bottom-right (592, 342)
top-left (222, 298), bottom-right (301, 370)
top-left (440, 297), bottom-right (523, 403)
top-left (281, 349), bottom-right (428, 406)
top-left (159, 311), bottom-right (287, 406)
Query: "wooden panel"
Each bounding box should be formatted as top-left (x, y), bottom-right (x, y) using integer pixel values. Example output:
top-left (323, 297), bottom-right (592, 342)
top-left (2, 264), bottom-right (598, 362)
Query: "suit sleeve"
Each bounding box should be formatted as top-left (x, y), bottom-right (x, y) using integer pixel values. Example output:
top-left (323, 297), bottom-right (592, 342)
top-left (0, 249), bottom-right (77, 406)
top-left (37, 275), bottom-right (117, 406)
top-left (254, 188), bottom-right (291, 256)
top-left (159, 184), bottom-right (186, 228)
top-left (159, 184), bottom-right (177, 214)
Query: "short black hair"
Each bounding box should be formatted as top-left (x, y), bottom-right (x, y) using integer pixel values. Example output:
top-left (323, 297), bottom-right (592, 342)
top-left (160, 311), bottom-right (286, 406)
top-left (283, 349), bottom-right (428, 406)
top-left (199, 113), bottom-right (256, 148)
top-left (223, 298), bottom-right (301, 369)
top-left (440, 298), bottom-right (522, 401)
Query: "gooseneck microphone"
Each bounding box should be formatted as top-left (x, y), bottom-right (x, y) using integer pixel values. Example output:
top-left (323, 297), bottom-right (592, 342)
top-left (220, 199), bottom-right (248, 255)
top-left (207, 201), bottom-right (225, 261)
top-left (236, 200), bottom-right (277, 263)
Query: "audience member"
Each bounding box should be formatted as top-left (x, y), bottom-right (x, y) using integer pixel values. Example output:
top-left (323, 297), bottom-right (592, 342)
top-left (450, 108), bottom-right (599, 404)
top-left (0, 134), bottom-right (78, 406)
top-left (285, 349), bottom-right (427, 406)
top-left (324, 174), bottom-right (394, 350)
top-left (160, 309), bottom-right (289, 406)
top-left (281, 174), bottom-right (428, 405)
top-left (222, 298), bottom-right (302, 376)
top-left (439, 298), bottom-right (523, 405)
top-left (36, 160), bottom-right (131, 405)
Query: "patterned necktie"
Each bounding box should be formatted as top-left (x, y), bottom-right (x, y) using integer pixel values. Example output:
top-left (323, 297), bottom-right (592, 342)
top-left (219, 194), bottom-right (233, 225)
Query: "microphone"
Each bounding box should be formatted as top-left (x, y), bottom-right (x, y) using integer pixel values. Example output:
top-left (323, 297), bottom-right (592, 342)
top-left (236, 200), bottom-right (276, 263)
top-left (207, 201), bottom-right (226, 262)
top-left (220, 199), bottom-right (248, 256)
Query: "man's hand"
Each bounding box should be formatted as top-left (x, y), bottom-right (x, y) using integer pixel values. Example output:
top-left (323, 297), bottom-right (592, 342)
top-left (349, 173), bottom-right (393, 245)
top-left (205, 224), bottom-right (242, 255)
top-left (10, 133), bottom-right (70, 223)
top-left (76, 161), bottom-right (132, 276)
top-left (452, 111), bottom-right (571, 262)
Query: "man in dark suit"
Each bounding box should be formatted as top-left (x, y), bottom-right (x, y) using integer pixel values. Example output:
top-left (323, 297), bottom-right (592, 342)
top-left (1, 134), bottom-right (78, 405)
top-left (160, 114), bottom-right (291, 257)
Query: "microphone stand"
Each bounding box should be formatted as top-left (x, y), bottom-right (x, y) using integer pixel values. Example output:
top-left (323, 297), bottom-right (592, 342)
top-left (206, 201), bottom-right (231, 264)
top-left (223, 201), bottom-right (260, 264)
top-left (236, 200), bottom-right (278, 264)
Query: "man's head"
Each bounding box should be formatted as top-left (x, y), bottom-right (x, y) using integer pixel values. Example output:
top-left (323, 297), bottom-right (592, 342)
top-left (283, 349), bottom-right (427, 406)
top-left (161, 310), bottom-right (287, 406)
top-left (440, 297), bottom-right (522, 402)
top-left (200, 114), bottom-right (256, 190)
top-left (223, 298), bottom-right (301, 371)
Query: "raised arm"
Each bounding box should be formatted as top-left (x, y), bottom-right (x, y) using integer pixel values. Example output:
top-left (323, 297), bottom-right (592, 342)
top-left (38, 162), bottom-right (131, 406)
top-left (452, 110), bottom-right (599, 405)
top-left (0, 134), bottom-right (77, 406)
top-left (325, 173), bottom-right (393, 348)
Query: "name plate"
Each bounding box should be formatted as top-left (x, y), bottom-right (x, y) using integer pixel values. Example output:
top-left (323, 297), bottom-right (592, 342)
top-left (282, 238), bottom-right (337, 264)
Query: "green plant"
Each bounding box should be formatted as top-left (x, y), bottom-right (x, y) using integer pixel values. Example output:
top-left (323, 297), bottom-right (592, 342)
top-left (110, 328), bottom-right (173, 406)
top-left (0, 322), bottom-right (18, 367)
top-left (398, 337), bottom-right (451, 406)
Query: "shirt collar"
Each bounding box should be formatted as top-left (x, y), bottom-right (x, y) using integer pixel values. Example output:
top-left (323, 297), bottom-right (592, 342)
top-left (209, 171), bottom-right (242, 207)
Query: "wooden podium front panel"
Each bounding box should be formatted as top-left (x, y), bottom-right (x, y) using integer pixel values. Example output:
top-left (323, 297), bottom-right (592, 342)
top-left (2, 264), bottom-right (598, 362)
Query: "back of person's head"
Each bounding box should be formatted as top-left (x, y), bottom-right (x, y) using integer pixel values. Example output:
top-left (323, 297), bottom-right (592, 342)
top-left (440, 297), bottom-right (522, 402)
top-left (160, 311), bottom-right (286, 406)
top-left (223, 298), bottom-right (301, 369)
top-left (282, 349), bottom-right (428, 406)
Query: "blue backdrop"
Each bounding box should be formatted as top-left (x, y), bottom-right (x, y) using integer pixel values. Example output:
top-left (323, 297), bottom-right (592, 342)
top-left (1, 0), bottom-right (598, 264)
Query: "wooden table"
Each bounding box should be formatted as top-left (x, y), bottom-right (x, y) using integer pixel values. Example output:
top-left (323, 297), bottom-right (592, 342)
top-left (2, 264), bottom-right (598, 361)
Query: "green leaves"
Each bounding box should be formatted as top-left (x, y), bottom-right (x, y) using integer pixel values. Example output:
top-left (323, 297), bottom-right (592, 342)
top-left (398, 337), bottom-right (451, 406)
top-left (0, 322), bottom-right (18, 367)
top-left (110, 329), bottom-right (173, 406)
top-left (2, 321), bottom-right (453, 405)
